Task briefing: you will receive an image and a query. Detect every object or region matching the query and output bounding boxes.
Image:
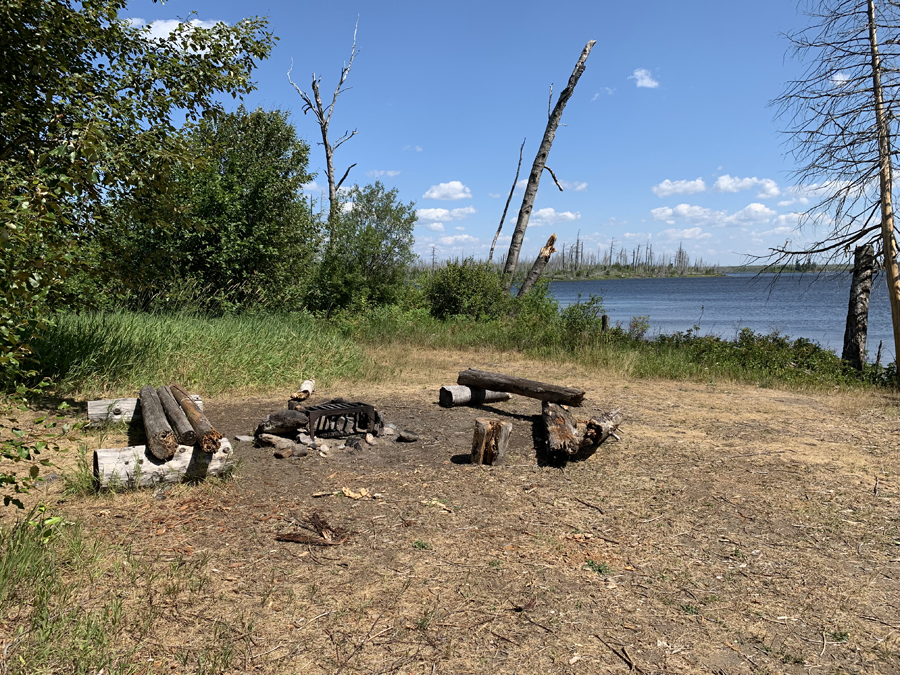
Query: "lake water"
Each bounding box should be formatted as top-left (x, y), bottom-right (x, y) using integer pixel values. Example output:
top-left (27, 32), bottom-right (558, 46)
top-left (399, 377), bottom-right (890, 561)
top-left (547, 273), bottom-right (895, 362)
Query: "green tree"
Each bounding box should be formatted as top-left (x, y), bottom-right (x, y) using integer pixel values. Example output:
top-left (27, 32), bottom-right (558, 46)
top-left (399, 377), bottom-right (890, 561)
top-left (109, 107), bottom-right (321, 312)
top-left (313, 182), bottom-right (417, 310)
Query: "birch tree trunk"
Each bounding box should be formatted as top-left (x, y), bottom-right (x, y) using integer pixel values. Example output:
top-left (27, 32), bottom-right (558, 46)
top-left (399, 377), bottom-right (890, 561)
top-left (842, 243), bottom-right (875, 370)
top-left (501, 41), bottom-right (596, 289)
top-left (867, 0), bottom-right (900, 365)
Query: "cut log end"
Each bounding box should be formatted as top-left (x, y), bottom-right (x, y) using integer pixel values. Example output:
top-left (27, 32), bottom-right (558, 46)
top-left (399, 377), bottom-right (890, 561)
top-left (471, 418), bottom-right (512, 466)
top-left (541, 401), bottom-right (621, 460)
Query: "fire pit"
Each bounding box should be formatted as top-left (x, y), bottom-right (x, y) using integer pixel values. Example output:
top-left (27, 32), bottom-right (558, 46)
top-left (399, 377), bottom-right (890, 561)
top-left (304, 401), bottom-right (377, 440)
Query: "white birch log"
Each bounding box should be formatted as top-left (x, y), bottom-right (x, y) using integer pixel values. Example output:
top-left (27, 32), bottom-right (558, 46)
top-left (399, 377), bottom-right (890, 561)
top-left (438, 385), bottom-right (511, 408)
top-left (88, 395), bottom-right (204, 426)
top-left (93, 438), bottom-right (234, 489)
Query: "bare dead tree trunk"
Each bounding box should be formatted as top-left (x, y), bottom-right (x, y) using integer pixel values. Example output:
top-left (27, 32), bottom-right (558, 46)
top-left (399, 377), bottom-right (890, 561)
top-left (842, 243), bottom-right (876, 369)
top-left (488, 138), bottom-right (526, 263)
top-left (867, 0), bottom-right (900, 365)
top-left (288, 20), bottom-right (359, 221)
top-left (501, 40), bottom-right (596, 289)
top-left (517, 233), bottom-right (557, 297)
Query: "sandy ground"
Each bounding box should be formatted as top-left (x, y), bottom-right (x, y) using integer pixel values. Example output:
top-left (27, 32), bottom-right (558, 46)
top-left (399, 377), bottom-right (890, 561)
top-left (8, 347), bottom-right (900, 674)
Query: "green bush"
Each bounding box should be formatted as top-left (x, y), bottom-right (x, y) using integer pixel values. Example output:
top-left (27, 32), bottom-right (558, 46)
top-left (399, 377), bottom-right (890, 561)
top-left (426, 259), bottom-right (511, 319)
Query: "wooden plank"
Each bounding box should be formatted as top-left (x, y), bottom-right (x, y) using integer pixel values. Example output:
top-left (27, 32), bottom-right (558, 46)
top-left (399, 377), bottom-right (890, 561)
top-left (438, 385), bottom-right (511, 408)
top-left (88, 395), bottom-right (203, 426)
top-left (457, 368), bottom-right (585, 406)
top-left (94, 438), bottom-right (234, 488)
top-left (139, 385), bottom-right (178, 461)
top-left (157, 385), bottom-right (197, 446)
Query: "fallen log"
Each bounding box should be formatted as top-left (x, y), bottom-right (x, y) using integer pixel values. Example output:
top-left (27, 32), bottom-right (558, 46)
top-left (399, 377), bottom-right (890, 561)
top-left (439, 385), bottom-right (511, 408)
top-left (290, 379), bottom-right (316, 403)
top-left (169, 383), bottom-right (222, 453)
top-left (458, 368), bottom-right (585, 406)
top-left (93, 438), bottom-right (234, 488)
top-left (542, 401), bottom-right (621, 458)
top-left (156, 385), bottom-right (197, 446)
top-left (139, 386), bottom-right (178, 461)
top-left (471, 418), bottom-right (512, 466)
top-left (87, 395), bottom-right (203, 426)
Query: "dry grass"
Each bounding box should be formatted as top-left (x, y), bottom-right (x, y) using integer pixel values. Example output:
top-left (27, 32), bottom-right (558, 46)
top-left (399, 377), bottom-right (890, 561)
top-left (3, 346), bottom-right (900, 674)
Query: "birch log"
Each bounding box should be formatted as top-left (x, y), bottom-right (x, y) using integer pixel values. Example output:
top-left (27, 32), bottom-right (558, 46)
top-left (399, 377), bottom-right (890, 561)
top-left (156, 385), bottom-right (197, 446)
top-left (94, 438), bottom-right (234, 488)
top-left (169, 383), bottom-right (222, 453)
top-left (542, 401), bottom-right (621, 459)
top-left (471, 418), bottom-right (512, 466)
top-left (139, 386), bottom-right (177, 461)
top-left (87, 395), bottom-right (203, 426)
top-left (438, 385), bottom-right (511, 408)
top-left (457, 368), bottom-right (585, 406)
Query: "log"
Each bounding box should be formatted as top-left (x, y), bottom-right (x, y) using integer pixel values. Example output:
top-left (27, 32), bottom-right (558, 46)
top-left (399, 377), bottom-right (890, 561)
top-left (139, 386), bottom-right (178, 461)
top-left (438, 385), bottom-right (511, 408)
top-left (291, 379), bottom-right (316, 402)
top-left (542, 401), bottom-right (622, 458)
top-left (471, 418), bottom-right (512, 466)
top-left (93, 438), bottom-right (234, 488)
top-left (842, 243), bottom-right (875, 370)
top-left (156, 385), bottom-right (197, 446)
top-left (457, 368), bottom-right (585, 406)
top-left (169, 383), bottom-right (222, 453)
top-left (87, 395), bottom-right (204, 426)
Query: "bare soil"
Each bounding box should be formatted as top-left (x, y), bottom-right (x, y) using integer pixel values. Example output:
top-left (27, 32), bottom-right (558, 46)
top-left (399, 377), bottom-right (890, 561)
top-left (19, 350), bottom-right (900, 673)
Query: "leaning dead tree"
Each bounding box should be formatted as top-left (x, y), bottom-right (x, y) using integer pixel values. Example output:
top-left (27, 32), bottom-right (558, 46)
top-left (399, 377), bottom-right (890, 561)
top-left (488, 138), bottom-right (526, 263)
top-left (771, 0), bottom-right (900, 361)
top-left (502, 40), bottom-right (595, 290)
top-left (288, 20), bottom-right (359, 220)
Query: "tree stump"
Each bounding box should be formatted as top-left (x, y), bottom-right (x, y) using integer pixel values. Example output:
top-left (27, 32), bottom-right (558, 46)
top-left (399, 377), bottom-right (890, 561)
top-left (542, 401), bottom-right (621, 459)
top-left (471, 418), bottom-right (512, 466)
top-left (438, 385), bottom-right (511, 408)
top-left (139, 385), bottom-right (178, 461)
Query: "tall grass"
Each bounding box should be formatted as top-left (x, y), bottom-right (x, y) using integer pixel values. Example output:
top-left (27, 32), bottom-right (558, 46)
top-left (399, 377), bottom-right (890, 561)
top-left (33, 311), bottom-right (370, 397)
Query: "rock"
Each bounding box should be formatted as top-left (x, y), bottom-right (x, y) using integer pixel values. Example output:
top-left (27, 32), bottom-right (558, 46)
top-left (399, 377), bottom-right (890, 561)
top-left (256, 410), bottom-right (309, 436)
top-left (319, 449), bottom-right (329, 458)
top-left (296, 432), bottom-right (312, 445)
top-left (382, 426), bottom-right (396, 436)
top-left (318, 444), bottom-right (330, 454)
top-left (346, 437), bottom-right (364, 450)
top-left (365, 433), bottom-right (378, 446)
top-left (397, 430), bottom-right (419, 443)
top-left (273, 447), bottom-right (293, 459)
top-left (234, 435), bottom-right (255, 443)
top-left (291, 447), bottom-right (309, 458)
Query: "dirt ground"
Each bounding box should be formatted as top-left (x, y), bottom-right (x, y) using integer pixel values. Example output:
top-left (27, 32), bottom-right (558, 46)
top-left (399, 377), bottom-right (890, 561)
top-left (18, 348), bottom-right (900, 673)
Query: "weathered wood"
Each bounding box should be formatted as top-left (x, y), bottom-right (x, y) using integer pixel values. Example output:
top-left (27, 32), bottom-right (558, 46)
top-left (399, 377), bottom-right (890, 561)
top-left (458, 368), bottom-right (585, 406)
top-left (94, 438), bottom-right (234, 488)
top-left (87, 395), bottom-right (203, 426)
top-left (156, 385), bottom-right (197, 446)
top-left (842, 243), bottom-right (875, 370)
top-left (542, 401), bottom-right (622, 458)
top-left (139, 386), bottom-right (178, 461)
top-left (517, 233), bottom-right (558, 297)
top-left (169, 383), bottom-right (222, 453)
top-left (471, 418), bottom-right (512, 466)
top-left (291, 379), bottom-right (316, 402)
top-left (438, 385), bottom-right (511, 408)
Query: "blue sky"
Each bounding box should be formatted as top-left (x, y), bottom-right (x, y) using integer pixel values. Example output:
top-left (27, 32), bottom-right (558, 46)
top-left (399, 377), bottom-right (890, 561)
top-left (127, 0), bottom-right (818, 266)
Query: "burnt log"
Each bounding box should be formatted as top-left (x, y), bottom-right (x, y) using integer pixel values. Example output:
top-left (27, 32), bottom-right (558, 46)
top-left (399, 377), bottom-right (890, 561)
top-left (439, 385), bottom-right (511, 408)
top-left (169, 383), bottom-right (222, 453)
top-left (139, 386), bottom-right (178, 461)
top-left (458, 368), bottom-right (585, 406)
top-left (542, 401), bottom-right (621, 459)
top-left (94, 438), bottom-right (234, 488)
top-left (471, 418), bottom-right (512, 466)
top-left (157, 385), bottom-right (197, 446)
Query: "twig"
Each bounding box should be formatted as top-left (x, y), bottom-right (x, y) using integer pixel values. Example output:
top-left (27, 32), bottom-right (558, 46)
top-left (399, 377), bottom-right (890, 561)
top-left (874, 476), bottom-right (880, 496)
top-left (488, 138), bottom-right (525, 263)
top-left (593, 634), bottom-right (644, 673)
top-left (574, 496), bottom-right (605, 515)
top-left (523, 614), bottom-right (554, 633)
top-left (543, 165), bottom-right (564, 191)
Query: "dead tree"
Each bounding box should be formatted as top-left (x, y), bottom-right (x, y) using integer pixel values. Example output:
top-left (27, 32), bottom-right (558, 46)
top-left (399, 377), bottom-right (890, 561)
top-left (501, 40), bottom-right (595, 290)
top-left (288, 20), bottom-right (359, 220)
top-left (488, 138), bottom-right (526, 263)
top-left (517, 233), bottom-right (557, 297)
top-left (771, 0), bottom-right (900, 362)
top-left (842, 243), bottom-right (876, 369)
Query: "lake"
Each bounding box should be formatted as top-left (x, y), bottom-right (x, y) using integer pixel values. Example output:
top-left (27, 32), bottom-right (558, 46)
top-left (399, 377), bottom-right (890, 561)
top-left (547, 273), bottom-right (895, 362)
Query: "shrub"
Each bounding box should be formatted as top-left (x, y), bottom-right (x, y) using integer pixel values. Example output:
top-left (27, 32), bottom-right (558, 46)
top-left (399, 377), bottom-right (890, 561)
top-left (426, 259), bottom-right (511, 319)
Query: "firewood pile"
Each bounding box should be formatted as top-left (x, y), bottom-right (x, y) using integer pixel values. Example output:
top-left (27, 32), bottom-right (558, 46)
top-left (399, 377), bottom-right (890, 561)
top-left (254, 381), bottom-right (418, 459)
top-left (440, 368), bottom-right (622, 466)
top-left (89, 383), bottom-right (232, 488)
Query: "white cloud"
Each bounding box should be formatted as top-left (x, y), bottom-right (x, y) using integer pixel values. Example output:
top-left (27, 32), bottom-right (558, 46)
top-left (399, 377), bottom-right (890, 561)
top-left (591, 87), bottom-right (615, 100)
top-left (727, 203), bottom-right (777, 224)
top-left (416, 206), bottom-right (476, 221)
top-left (366, 169), bottom-right (401, 178)
top-left (591, 93), bottom-right (600, 102)
top-left (130, 18), bottom-right (224, 42)
top-left (423, 181), bottom-right (472, 200)
top-left (652, 178), bottom-right (706, 197)
top-left (560, 180), bottom-right (588, 192)
top-left (402, 145), bottom-right (423, 152)
top-left (425, 222), bottom-right (445, 232)
top-left (714, 174), bottom-right (781, 198)
top-left (623, 232), bottom-right (652, 240)
top-left (831, 71), bottom-right (850, 87)
top-left (301, 181), bottom-right (321, 193)
top-left (530, 207), bottom-right (581, 226)
top-left (629, 68), bottom-right (659, 89)
top-left (488, 192), bottom-right (501, 198)
top-left (651, 202), bottom-right (775, 227)
top-left (455, 226), bottom-right (466, 231)
top-left (439, 234), bottom-right (478, 246)
top-left (659, 227), bottom-right (711, 241)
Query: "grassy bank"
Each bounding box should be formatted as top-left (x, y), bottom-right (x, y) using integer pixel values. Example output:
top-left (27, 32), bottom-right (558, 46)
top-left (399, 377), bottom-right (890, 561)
top-left (32, 307), bottom-right (889, 397)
